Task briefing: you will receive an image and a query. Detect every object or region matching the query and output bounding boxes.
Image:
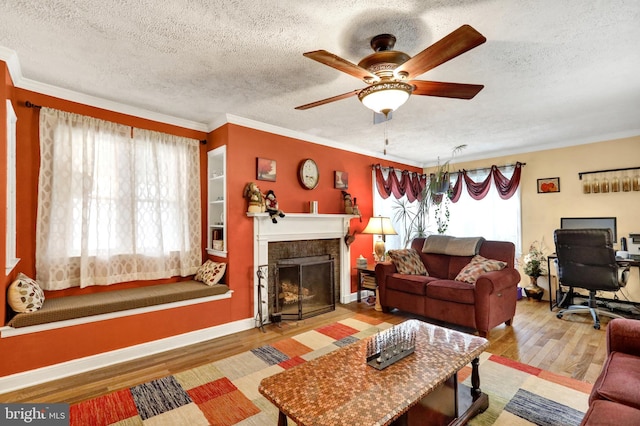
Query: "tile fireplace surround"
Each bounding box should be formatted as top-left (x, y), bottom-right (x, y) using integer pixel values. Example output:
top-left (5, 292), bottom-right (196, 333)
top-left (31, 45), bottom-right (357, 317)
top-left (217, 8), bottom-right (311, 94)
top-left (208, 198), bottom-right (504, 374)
top-left (248, 213), bottom-right (356, 323)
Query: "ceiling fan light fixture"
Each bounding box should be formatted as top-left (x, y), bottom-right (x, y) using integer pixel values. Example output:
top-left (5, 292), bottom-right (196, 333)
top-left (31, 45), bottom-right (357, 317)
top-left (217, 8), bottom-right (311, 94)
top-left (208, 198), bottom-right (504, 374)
top-left (358, 81), bottom-right (413, 115)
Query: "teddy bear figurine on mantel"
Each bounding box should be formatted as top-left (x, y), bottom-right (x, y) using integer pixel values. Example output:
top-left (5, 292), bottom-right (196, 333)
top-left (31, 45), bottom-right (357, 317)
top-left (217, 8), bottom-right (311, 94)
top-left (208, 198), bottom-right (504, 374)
top-left (265, 190), bottom-right (285, 223)
top-left (243, 182), bottom-right (265, 213)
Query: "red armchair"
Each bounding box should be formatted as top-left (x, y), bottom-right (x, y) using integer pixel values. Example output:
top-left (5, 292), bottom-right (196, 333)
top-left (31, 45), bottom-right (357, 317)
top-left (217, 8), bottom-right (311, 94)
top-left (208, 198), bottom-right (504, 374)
top-left (581, 318), bottom-right (640, 425)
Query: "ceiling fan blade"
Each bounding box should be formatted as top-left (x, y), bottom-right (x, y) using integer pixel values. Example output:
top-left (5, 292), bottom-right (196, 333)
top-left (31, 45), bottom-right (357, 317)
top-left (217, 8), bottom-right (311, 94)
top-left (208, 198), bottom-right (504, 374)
top-left (411, 80), bottom-right (484, 99)
top-left (295, 89), bottom-right (361, 110)
top-left (304, 50), bottom-right (379, 82)
top-left (396, 25), bottom-right (486, 79)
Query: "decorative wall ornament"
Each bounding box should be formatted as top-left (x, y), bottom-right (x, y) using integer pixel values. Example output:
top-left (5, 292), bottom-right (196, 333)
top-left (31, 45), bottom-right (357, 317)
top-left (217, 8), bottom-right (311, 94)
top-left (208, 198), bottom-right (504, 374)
top-left (537, 177), bottom-right (560, 193)
top-left (579, 166), bottom-right (640, 194)
top-left (257, 157), bottom-right (277, 181)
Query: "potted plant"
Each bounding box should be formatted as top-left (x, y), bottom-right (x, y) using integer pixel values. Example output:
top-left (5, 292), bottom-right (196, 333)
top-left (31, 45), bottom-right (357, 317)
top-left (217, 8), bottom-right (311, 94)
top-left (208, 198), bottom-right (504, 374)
top-left (522, 240), bottom-right (547, 301)
top-left (392, 195), bottom-right (430, 247)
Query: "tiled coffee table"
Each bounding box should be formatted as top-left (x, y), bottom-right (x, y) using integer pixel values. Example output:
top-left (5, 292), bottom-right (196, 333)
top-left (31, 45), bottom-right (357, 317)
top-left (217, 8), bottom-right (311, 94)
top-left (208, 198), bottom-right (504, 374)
top-left (259, 319), bottom-right (490, 425)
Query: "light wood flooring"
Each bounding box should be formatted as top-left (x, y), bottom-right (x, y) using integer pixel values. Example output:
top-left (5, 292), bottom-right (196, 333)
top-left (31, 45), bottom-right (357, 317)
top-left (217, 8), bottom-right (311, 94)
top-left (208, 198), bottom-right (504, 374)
top-left (0, 298), bottom-right (609, 404)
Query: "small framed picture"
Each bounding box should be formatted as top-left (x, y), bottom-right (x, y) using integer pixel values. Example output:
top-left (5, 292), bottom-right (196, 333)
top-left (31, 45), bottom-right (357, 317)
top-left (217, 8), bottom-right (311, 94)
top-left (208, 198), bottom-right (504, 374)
top-left (537, 177), bottom-right (560, 193)
top-left (257, 157), bottom-right (276, 181)
top-left (334, 171), bottom-right (349, 189)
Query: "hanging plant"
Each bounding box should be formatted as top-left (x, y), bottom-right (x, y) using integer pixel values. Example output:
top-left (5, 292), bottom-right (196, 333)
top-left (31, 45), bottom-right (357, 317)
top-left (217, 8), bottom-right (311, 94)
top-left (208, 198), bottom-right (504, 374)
top-left (427, 144), bottom-right (465, 234)
top-left (433, 194), bottom-right (450, 234)
top-left (389, 145), bottom-right (465, 244)
top-left (429, 144), bottom-right (467, 196)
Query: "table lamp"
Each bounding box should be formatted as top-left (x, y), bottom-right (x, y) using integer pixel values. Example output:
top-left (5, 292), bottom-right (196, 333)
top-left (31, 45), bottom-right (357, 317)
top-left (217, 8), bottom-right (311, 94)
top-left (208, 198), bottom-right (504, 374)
top-left (362, 216), bottom-right (397, 262)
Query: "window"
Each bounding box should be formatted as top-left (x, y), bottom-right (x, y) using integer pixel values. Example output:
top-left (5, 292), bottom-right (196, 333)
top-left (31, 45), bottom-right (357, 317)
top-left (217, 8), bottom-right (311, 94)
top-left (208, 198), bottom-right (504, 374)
top-left (36, 108), bottom-right (202, 290)
top-left (373, 168), bottom-right (428, 251)
top-left (373, 190), bottom-right (412, 251)
top-left (5, 100), bottom-right (19, 274)
top-left (374, 165), bottom-right (522, 253)
top-left (446, 167), bottom-right (521, 252)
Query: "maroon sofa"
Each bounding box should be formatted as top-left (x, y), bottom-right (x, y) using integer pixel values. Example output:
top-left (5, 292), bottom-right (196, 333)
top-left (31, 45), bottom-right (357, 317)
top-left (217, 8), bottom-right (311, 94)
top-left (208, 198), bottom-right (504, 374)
top-left (375, 237), bottom-right (520, 337)
top-left (581, 318), bottom-right (640, 425)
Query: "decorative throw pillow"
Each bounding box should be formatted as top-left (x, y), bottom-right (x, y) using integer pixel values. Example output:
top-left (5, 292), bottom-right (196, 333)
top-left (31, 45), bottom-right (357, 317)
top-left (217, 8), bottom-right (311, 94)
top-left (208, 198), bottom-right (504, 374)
top-left (455, 255), bottom-right (507, 284)
top-left (388, 249), bottom-right (428, 275)
top-left (7, 273), bottom-right (46, 313)
top-left (195, 260), bottom-right (227, 286)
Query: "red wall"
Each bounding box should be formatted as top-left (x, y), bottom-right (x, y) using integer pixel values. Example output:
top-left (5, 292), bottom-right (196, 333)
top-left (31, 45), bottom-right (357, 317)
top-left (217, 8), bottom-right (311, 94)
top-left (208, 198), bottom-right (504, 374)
top-left (0, 71), bottom-right (420, 377)
top-left (221, 124), bottom-right (421, 319)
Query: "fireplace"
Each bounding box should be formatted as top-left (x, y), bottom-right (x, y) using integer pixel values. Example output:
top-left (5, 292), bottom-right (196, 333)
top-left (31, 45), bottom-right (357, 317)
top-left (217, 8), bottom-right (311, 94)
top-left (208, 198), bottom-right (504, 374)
top-left (250, 213), bottom-right (355, 326)
top-left (276, 255), bottom-right (335, 320)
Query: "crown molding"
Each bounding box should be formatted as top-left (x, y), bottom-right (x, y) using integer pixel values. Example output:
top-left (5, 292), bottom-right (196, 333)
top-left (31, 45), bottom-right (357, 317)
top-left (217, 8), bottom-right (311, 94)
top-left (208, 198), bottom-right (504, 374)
top-left (17, 77), bottom-right (210, 132)
top-left (1, 46), bottom-right (208, 132)
top-left (220, 114), bottom-right (423, 167)
top-left (0, 46), bottom-right (22, 85)
top-left (433, 130), bottom-right (640, 169)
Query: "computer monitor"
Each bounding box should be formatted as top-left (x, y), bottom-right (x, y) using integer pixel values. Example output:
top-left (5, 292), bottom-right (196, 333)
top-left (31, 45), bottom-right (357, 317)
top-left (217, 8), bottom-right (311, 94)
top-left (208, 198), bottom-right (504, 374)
top-left (560, 217), bottom-right (617, 243)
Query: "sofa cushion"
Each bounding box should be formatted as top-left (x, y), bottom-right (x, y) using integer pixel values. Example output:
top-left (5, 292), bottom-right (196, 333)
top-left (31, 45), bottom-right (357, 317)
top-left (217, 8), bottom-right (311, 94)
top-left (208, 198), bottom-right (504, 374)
top-left (455, 255), bottom-right (507, 284)
top-left (388, 249), bottom-right (428, 275)
top-left (589, 351), bottom-right (640, 409)
top-left (195, 260), bottom-right (227, 286)
top-left (580, 400), bottom-right (640, 426)
top-left (426, 279), bottom-right (476, 304)
top-left (7, 281), bottom-right (230, 328)
top-left (7, 273), bottom-right (45, 313)
top-left (386, 274), bottom-right (433, 296)
top-left (422, 235), bottom-right (485, 256)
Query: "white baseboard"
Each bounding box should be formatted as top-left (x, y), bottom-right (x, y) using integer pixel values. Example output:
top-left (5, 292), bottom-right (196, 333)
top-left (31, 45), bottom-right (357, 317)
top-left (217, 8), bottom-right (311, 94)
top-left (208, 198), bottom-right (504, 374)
top-left (0, 317), bottom-right (255, 394)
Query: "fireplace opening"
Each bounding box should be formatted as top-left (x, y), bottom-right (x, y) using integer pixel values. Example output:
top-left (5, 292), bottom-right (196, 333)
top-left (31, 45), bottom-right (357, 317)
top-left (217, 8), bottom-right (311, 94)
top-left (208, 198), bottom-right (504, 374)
top-left (275, 254), bottom-right (335, 320)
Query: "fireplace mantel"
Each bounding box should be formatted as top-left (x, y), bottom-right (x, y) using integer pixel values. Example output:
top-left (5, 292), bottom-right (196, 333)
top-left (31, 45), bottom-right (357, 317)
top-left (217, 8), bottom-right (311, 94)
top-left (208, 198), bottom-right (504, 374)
top-left (249, 213), bottom-right (357, 324)
top-left (248, 212), bottom-right (356, 241)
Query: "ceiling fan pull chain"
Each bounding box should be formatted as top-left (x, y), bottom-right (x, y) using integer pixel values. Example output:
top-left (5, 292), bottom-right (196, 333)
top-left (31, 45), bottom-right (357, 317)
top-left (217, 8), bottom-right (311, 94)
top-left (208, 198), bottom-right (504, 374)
top-left (384, 119), bottom-right (389, 155)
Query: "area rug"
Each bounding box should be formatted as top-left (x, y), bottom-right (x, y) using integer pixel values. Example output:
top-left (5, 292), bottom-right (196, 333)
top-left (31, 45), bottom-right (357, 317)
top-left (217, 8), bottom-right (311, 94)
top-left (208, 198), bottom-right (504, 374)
top-left (70, 315), bottom-right (592, 425)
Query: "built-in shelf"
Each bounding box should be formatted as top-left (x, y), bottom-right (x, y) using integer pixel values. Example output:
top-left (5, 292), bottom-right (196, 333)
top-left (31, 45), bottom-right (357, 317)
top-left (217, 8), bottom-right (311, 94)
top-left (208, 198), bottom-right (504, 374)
top-left (207, 146), bottom-right (227, 257)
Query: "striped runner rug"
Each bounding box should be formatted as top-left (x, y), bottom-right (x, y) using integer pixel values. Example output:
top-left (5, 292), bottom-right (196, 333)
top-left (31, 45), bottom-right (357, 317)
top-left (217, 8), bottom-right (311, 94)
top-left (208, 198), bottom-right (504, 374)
top-left (70, 315), bottom-right (592, 425)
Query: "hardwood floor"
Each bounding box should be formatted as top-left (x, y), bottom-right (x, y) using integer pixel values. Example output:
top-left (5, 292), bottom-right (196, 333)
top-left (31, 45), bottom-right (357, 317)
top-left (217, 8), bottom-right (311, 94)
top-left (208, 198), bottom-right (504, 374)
top-left (0, 298), bottom-right (608, 404)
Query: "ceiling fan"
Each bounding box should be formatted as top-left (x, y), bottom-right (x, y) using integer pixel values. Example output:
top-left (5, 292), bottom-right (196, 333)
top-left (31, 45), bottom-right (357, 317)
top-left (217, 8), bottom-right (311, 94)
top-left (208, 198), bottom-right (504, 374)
top-left (295, 25), bottom-right (486, 116)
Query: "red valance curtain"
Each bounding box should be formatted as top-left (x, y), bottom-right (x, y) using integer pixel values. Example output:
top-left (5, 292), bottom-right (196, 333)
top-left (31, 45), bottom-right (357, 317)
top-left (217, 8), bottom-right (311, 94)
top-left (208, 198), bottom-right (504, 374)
top-left (374, 164), bottom-right (427, 202)
top-left (449, 162), bottom-right (524, 202)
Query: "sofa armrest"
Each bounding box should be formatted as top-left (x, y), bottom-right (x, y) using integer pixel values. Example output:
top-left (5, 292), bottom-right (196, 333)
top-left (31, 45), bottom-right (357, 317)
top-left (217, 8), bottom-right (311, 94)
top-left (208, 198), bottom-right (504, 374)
top-left (607, 318), bottom-right (640, 356)
top-left (375, 261), bottom-right (397, 288)
top-left (375, 262), bottom-right (396, 301)
top-left (474, 268), bottom-right (521, 295)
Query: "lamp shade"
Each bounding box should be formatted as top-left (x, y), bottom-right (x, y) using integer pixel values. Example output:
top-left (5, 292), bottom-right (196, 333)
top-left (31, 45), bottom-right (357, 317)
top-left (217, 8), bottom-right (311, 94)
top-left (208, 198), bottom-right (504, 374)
top-left (358, 81), bottom-right (413, 115)
top-left (361, 216), bottom-right (398, 236)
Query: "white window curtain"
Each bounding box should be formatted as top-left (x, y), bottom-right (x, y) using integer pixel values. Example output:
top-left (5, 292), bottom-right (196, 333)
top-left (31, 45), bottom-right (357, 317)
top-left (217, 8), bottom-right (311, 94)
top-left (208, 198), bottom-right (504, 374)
top-left (36, 108), bottom-right (202, 290)
top-left (444, 166), bottom-right (522, 253)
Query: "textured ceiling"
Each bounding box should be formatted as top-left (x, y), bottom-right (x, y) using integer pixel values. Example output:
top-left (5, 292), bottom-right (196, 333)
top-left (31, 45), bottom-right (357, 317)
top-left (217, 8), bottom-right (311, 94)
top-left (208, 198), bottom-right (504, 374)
top-left (1, 0), bottom-right (639, 166)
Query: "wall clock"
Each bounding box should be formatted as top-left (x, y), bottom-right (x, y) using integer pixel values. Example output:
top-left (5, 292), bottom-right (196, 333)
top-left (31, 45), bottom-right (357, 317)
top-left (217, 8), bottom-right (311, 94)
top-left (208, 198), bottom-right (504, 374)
top-left (298, 158), bottom-right (319, 189)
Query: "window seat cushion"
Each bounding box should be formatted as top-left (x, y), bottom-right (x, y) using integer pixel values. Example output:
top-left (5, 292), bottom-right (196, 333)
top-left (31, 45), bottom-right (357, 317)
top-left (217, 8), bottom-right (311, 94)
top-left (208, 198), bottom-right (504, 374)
top-left (6, 281), bottom-right (229, 328)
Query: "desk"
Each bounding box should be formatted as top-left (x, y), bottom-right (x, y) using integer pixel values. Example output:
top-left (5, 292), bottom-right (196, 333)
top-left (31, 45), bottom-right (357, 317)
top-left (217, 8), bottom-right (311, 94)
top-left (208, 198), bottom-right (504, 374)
top-left (259, 320), bottom-right (489, 426)
top-left (547, 254), bottom-right (640, 311)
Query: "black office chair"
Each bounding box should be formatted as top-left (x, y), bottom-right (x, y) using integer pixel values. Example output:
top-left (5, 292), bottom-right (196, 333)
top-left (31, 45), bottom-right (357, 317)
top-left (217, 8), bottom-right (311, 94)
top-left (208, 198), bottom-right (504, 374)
top-left (554, 228), bottom-right (631, 329)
